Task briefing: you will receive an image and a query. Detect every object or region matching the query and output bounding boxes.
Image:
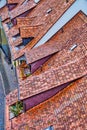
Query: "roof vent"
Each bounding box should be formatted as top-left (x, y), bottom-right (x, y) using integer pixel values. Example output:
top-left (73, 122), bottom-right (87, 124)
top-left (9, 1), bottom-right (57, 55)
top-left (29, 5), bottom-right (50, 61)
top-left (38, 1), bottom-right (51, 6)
top-left (70, 44), bottom-right (77, 51)
top-left (46, 8), bottom-right (52, 14)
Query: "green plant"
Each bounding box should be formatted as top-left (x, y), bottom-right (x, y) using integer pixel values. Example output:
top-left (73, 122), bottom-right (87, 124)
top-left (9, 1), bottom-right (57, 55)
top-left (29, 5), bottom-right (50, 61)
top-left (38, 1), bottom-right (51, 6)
top-left (14, 61), bottom-right (16, 67)
top-left (10, 101), bottom-right (23, 117)
top-left (26, 73), bottom-right (31, 77)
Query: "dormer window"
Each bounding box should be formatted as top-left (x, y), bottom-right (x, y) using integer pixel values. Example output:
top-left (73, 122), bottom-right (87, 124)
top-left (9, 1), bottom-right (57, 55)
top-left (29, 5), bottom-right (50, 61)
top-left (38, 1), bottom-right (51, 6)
top-left (15, 37), bottom-right (34, 50)
top-left (12, 33), bottom-right (20, 41)
top-left (6, 22), bottom-right (13, 29)
top-left (15, 44), bottom-right (24, 51)
top-left (22, 37), bottom-right (34, 46)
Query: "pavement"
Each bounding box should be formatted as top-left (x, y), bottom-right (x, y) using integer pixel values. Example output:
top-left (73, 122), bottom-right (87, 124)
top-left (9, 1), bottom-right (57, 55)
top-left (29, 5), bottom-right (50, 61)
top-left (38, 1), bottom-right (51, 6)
top-left (0, 73), bottom-right (5, 130)
top-left (0, 52), bottom-right (18, 94)
top-left (0, 19), bottom-right (18, 130)
top-left (0, 51), bottom-right (18, 129)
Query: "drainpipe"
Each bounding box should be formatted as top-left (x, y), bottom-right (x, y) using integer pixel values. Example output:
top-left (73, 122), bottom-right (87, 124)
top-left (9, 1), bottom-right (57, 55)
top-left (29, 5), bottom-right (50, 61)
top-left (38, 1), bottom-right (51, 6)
top-left (15, 66), bottom-right (20, 101)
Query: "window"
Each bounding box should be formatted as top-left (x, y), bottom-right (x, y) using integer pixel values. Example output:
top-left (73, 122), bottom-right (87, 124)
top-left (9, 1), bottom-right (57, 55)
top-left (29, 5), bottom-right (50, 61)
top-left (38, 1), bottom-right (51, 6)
top-left (45, 126), bottom-right (54, 130)
top-left (12, 33), bottom-right (20, 41)
top-left (70, 44), bottom-right (77, 51)
top-left (15, 37), bottom-right (34, 50)
top-left (15, 44), bottom-right (24, 51)
top-left (46, 8), bottom-right (52, 14)
top-left (22, 37), bottom-right (34, 46)
top-left (6, 22), bottom-right (13, 29)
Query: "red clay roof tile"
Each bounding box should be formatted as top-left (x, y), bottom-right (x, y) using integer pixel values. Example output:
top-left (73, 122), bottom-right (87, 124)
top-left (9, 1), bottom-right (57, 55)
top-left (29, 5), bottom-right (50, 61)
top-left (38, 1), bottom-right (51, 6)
top-left (20, 17), bottom-right (87, 65)
top-left (12, 12), bottom-right (86, 60)
top-left (20, 25), bottom-right (42, 38)
top-left (0, 6), bottom-right (9, 21)
top-left (12, 0), bottom-right (75, 55)
top-left (10, 0), bottom-right (36, 19)
top-left (7, 54), bottom-right (87, 105)
top-left (2, 1), bottom-right (87, 129)
top-left (6, 76), bottom-right (87, 129)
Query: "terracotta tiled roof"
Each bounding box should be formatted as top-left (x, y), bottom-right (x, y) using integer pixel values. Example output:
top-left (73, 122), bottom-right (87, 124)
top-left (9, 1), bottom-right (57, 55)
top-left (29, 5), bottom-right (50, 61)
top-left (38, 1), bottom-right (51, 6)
top-left (0, 0), bottom-right (76, 61)
top-left (6, 76), bottom-right (87, 130)
top-left (10, 0), bottom-right (75, 59)
top-left (0, 6), bottom-right (9, 21)
top-left (23, 21), bottom-right (87, 66)
top-left (9, 0), bottom-right (36, 19)
top-left (27, 0), bottom-right (75, 25)
top-left (12, 12), bottom-right (86, 60)
top-left (20, 25), bottom-right (42, 38)
top-left (17, 16), bottom-right (37, 27)
top-left (78, 11), bottom-right (87, 23)
top-left (12, 37), bottom-right (22, 46)
top-left (25, 42), bottom-right (60, 64)
top-left (7, 25), bottom-right (19, 37)
top-left (33, 26), bottom-right (87, 75)
top-left (2, 1), bottom-right (86, 129)
top-left (7, 0), bottom-right (20, 4)
top-left (6, 53), bottom-right (87, 105)
top-left (25, 0), bottom-right (75, 39)
top-left (83, 42), bottom-right (87, 50)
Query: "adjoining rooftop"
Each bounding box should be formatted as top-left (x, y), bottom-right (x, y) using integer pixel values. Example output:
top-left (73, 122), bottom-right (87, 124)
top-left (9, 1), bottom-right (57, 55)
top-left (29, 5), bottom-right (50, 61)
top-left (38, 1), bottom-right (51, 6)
top-left (0, 0), bottom-right (87, 129)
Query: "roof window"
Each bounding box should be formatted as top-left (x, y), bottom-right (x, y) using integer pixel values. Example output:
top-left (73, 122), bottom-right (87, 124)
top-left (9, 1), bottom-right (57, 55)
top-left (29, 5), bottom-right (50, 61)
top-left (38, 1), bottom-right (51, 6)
top-left (46, 8), bottom-right (52, 14)
top-left (70, 44), bottom-right (77, 51)
top-left (45, 126), bottom-right (54, 130)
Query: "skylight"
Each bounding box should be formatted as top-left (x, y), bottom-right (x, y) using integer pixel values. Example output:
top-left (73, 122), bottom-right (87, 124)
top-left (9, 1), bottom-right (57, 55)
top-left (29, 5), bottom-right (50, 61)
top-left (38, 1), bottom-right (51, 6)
top-left (45, 126), bottom-right (54, 130)
top-left (46, 8), bottom-right (52, 14)
top-left (70, 44), bottom-right (77, 51)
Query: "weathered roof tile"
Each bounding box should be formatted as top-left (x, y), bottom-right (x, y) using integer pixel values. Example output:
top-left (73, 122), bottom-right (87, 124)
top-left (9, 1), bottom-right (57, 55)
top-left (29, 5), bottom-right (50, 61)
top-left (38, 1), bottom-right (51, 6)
top-left (10, 0), bottom-right (36, 19)
top-left (6, 53), bottom-right (87, 105)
